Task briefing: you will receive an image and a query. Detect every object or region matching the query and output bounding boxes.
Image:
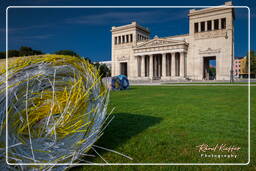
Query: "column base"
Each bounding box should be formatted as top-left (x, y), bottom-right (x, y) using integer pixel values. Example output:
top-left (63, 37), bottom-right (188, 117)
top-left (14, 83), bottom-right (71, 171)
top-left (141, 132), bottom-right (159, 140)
top-left (161, 76), bottom-right (186, 81)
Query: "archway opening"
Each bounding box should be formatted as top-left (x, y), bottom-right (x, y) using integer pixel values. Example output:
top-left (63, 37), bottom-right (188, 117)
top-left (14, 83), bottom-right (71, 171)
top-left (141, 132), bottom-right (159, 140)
top-left (203, 56), bottom-right (216, 80)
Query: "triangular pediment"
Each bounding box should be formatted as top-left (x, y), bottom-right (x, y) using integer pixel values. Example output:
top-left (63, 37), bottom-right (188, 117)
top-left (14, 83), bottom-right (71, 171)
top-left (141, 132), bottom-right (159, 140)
top-left (135, 38), bottom-right (185, 49)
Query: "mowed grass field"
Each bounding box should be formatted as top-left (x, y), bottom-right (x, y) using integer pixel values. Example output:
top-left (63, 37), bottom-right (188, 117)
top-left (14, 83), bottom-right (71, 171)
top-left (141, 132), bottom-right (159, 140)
top-left (71, 85), bottom-right (255, 171)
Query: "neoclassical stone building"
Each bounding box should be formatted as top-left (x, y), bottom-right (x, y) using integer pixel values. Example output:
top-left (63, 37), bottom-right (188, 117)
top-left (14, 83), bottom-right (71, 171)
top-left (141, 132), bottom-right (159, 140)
top-left (111, 1), bottom-right (234, 80)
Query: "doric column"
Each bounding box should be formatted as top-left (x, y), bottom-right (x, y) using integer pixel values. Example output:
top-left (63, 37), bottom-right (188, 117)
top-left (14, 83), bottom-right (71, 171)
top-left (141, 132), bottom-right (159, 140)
top-left (211, 20), bottom-right (214, 30)
top-left (171, 52), bottom-right (176, 77)
top-left (124, 35), bottom-right (127, 43)
top-left (162, 53), bottom-right (166, 77)
top-left (141, 55), bottom-right (145, 77)
top-left (180, 52), bottom-right (185, 77)
top-left (135, 56), bottom-right (139, 77)
top-left (149, 54), bottom-right (153, 78)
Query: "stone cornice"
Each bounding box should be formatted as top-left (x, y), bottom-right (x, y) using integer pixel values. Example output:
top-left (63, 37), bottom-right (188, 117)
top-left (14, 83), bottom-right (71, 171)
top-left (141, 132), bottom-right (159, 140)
top-left (133, 38), bottom-right (187, 50)
top-left (111, 22), bottom-right (150, 34)
top-left (134, 44), bottom-right (188, 55)
top-left (199, 48), bottom-right (221, 54)
top-left (188, 6), bottom-right (233, 17)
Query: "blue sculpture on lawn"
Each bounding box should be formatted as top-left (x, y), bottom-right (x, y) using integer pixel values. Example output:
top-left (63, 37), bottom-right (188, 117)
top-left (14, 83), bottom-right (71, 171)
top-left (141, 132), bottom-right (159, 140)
top-left (111, 75), bottom-right (129, 90)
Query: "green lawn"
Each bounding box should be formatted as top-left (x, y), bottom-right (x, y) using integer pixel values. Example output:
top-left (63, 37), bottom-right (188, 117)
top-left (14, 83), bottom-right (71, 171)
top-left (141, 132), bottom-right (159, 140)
top-left (162, 82), bottom-right (256, 84)
top-left (72, 86), bottom-right (255, 171)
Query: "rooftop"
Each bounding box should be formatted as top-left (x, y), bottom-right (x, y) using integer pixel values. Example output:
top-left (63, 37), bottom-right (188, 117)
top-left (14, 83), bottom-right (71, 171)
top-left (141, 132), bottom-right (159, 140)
top-left (111, 21), bottom-right (150, 34)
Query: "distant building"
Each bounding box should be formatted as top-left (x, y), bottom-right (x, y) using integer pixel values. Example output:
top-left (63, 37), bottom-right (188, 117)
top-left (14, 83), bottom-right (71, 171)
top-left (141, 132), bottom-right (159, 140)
top-left (111, 1), bottom-right (235, 81)
top-left (239, 57), bottom-right (248, 78)
top-left (233, 57), bottom-right (242, 77)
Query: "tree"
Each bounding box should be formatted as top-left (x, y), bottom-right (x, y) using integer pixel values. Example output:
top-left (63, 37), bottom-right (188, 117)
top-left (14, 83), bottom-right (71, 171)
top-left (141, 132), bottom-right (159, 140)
top-left (32, 50), bottom-right (43, 55)
top-left (55, 50), bottom-right (80, 57)
top-left (0, 52), bottom-right (5, 59)
top-left (248, 51), bottom-right (256, 76)
top-left (0, 47), bottom-right (43, 59)
top-left (209, 67), bottom-right (216, 80)
top-left (8, 50), bottom-right (20, 57)
top-left (94, 63), bottom-right (111, 78)
top-left (19, 46), bottom-right (33, 56)
top-left (19, 46), bottom-right (43, 56)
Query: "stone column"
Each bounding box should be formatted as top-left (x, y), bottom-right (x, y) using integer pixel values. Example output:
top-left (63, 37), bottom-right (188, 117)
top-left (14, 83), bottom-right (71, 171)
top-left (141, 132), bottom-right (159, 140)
top-left (162, 53), bottom-right (166, 77)
top-left (124, 35), bottom-right (127, 43)
top-left (149, 54), bottom-right (153, 78)
top-left (180, 52), bottom-right (184, 77)
top-left (211, 20), bottom-right (214, 30)
top-left (135, 56), bottom-right (139, 77)
top-left (141, 55), bottom-right (145, 77)
top-left (171, 52), bottom-right (176, 77)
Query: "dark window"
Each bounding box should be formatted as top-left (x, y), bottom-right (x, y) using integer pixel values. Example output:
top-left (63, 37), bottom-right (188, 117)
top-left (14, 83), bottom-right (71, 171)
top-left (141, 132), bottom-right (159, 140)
top-left (194, 23), bottom-right (198, 33)
top-left (122, 35), bottom-right (125, 43)
top-left (114, 37), bottom-right (117, 45)
top-left (126, 35), bottom-right (129, 43)
top-left (207, 20), bottom-right (212, 31)
top-left (214, 19), bottom-right (219, 30)
top-left (200, 22), bottom-right (205, 32)
top-left (118, 36), bottom-right (121, 44)
top-left (130, 34), bottom-right (133, 42)
top-left (221, 18), bottom-right (226, 29)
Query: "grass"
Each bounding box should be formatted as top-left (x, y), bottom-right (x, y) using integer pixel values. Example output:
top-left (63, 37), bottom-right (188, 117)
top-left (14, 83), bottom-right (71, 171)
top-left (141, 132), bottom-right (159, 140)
top-left (70, 86), bottom-right (255, 171)
top-left (162, 82), bottom-right (256, 84)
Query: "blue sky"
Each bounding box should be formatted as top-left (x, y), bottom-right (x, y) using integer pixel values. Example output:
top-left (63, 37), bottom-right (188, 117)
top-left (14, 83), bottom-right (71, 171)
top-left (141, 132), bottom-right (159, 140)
top-left (0, 0), bottom-right (255, 62)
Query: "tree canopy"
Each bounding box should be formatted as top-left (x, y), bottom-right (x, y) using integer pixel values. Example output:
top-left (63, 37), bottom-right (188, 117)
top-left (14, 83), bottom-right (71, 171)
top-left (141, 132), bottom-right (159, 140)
top-left (0, 46), bottom-right (43, 59)
top-left (248, 51), bottom-right (256, 75)
top-left (94, 63), bottom-right (111, 78)
top-left (19, 46), bottom-right (43, 56)
top-left (55, 50), bottom-right (80, 57)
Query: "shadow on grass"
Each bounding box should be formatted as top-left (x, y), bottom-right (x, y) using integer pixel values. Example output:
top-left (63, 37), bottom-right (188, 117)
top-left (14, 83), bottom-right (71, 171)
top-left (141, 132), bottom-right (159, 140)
top-left (95, 112), bottom-right (162, 149)
top-left (71, 113), bottom-right (162, 167)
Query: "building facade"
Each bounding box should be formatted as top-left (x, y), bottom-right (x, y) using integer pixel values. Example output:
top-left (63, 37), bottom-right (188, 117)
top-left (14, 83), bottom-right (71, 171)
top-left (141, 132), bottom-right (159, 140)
top-left (239, 57), bottom-right (248, 78)
top-left (233, 57), bottom-right (242, 77)
top-left (111, 1), bottom-right (234, 81)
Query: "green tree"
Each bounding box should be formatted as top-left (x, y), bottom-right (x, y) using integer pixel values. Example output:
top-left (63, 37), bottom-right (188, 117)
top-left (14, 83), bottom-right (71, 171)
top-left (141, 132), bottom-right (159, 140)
top-left (55, 50), bottom-right (80, 57)
top-left (248, 51), bottom-right (256, 76)
top-left (19, 46), bottom-right (33, 56)
top-left (32, 50), bottom-right (43, 55)
top-left (0, 52), bottom-right (6, 59)
top-left (19, 46), bottom-right (43, 56)
top-left (94, 63), bottom-right (111, 78)
top-left (8, 50), bottom-right (20, 57)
